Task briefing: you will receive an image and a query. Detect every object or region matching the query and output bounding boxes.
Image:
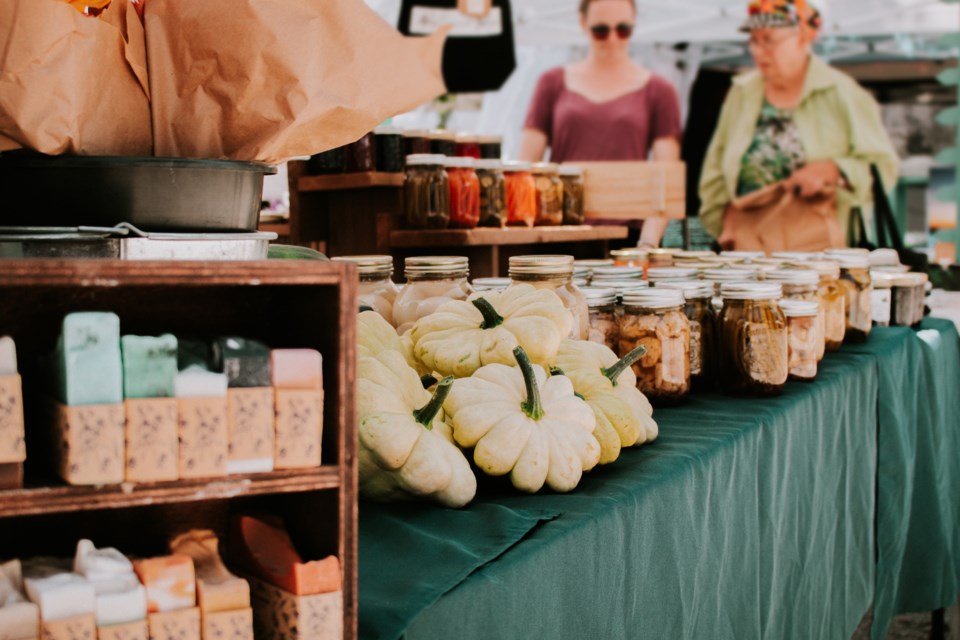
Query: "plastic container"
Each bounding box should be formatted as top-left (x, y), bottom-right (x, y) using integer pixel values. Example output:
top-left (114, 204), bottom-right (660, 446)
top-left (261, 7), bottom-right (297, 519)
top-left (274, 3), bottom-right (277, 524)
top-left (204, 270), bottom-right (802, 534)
top-left (767, 269), bottom-right (826, 361)
top-left (394, 256), bottom-right (473, 334)
top-left (404, 154), bottom-right (450, 229)
top-left (558, 165), bottom-right (585, 225)
top-left (658, 281), bottom-right (716, 389)
top-left (477, 135), bottom-right (503, 160)
top-left (531, 163), bottom-right (564, 226)
top-left (718, 283), bottom-right (788, 396)
top-left (780, 299), bottom-right (820, 382)
top-left (344, 132), bottom-right (376, 173)
top-left (428, 130), bottom-right (457, 156)
top-left (582, 287), bottom-right (620, 354)
top-left (891, 272), bottom-right (928, 327)
top-left (374, 126), bottom-right (404, 173)
top-left (454, 134), bottom-right (481, 159)
top-left (870, 272), bottom-right (894, 328)
top-left (474, 160), bottom-right (507, 228)
top-left (620, 289), bottom-right (691, 404)
top-left (837, 255), bottom-right (873, 343)
top-left (503, 162), bottom-right (537, 227)
top-left (509, 255), bottom-right (589, 340)
top-left (445, 157), bottom-right (481, 229)
top-left (332, 255), bottom-right (400, 325)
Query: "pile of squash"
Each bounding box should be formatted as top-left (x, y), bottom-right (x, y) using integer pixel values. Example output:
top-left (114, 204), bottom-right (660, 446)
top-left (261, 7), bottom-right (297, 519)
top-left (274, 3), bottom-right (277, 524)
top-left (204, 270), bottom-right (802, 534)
top-left (356, 284), bottom-right (659, 508)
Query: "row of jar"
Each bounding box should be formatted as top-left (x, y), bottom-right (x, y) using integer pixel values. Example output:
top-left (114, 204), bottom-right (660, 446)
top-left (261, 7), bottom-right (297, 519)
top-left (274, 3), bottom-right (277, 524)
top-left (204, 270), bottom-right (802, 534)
top-left (309, 128), bottom-right (504, 175)
top-left (404, 155), bottom-right (585, 230)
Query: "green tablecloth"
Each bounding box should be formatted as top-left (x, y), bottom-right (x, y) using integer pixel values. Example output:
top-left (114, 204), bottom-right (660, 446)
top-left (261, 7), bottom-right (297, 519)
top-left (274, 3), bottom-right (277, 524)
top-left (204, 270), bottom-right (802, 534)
top-left (359, 320), bottom-right (960, 640)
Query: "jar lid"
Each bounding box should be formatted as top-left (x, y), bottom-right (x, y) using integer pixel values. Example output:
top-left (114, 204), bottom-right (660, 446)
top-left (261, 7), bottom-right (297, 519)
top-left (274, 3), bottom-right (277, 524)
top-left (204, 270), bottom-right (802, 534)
top-left (405, 256), bottom-right (470, 275)
top-left (599, 280), bottom-right (650, 296)
top-left (871, 264), bottom-right (911, 274)
top-left (427, 129), bottom-right (456, 141)
top-left (836, 255), bottom-right (871, 270)
top-left (771, 251), bottom-right (823, 261)
top-left (826, 248), bottom-right (870, 256)
top-left (580, 287), bottom-right (618, 306)
top-left (455, 133), bottom-right (479, 143)
top-left (870, 272), bottom-right (895, 289)
top-left (405, 154), bottom-right (447, 166)
top-left (647, 266), bottom-right (699, 282)
top-left (752, 258), bottom-right (787, 267)
top-left (780, 299), bottom-right (820, 317)
top-left (720, 250), bottom-right (765, 261)
top-left (473, 159), bottom-right (504, 171)
top-left (891, 272), bottom-right (929, 287)
top-left (531, 162), bottom-right (560, 174)
top-left (610, 248), bottom-right (649, 260)
top-left (673, 250), bottom-right (718, 261)
top-left (332, 254), bottom-right (393, 275)
top-left (444, 156), bottom-right (476, 168)
top-left (721, 283), bottom-right (783, 301)
top-left (503, 161), bottom-right (533, 172)
top-left (558, 164), bottom-right (584, 177)
top-left (374, 125), bottom-right (402, 135)
top-left (509, 254), bottom-right (574, 276)
top-left (401, 129), bottom-right (430, 137)
top-left (657, 280), bottom-right (714, 299)
top-left (870, 249), bottom-right (901, 267)
top-left (471, 277), bottom-right (512, 291)
top-left (476, 135), bottom-right (503, 144)
top-left (573, 259), bottom-right (614, 270)
top-left (703, 268), bottom-right (759, 281)
top-left (801, 260), bottom-right (841, 279)
top-left (622, 289), bottom-right (685, 309)
top-left (592, 266), bottom-right (645, 280)
top-left (766, 269), bottom-right (820, 286)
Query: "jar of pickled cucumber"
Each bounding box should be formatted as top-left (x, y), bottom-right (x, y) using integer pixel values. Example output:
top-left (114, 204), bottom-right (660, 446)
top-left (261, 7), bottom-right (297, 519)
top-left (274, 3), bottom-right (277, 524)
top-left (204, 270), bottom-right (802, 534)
top-left (581, 287), bottom-right (620, 354)
top-left (718, 283), bottom-right (788, 397)
top-left (531, 162), bottom-right (564, 226)
top-left (779, 299), bottom-right (820, 382)
top-left (766, 269), bottom-right (825, 362)
top-left (799, 260), bottom-right (846, 351)
top-left (394, 256), bottom-right (473, 335)
top-left (658, 281), bottom-right (716, 389)
top-left (558, 165), bottom-right (585, 225)
top-left (620, 289), bottom-right (691, 404)
top-left (404, 154), bottom-right (449, 229)
top-left (509, 255), bottom-right (589, 340)
top-left (474, 160), bottom-right (507, 228)
top-left (837, 255), bottom-right (873, 343)
top-left (332, 255), bottom-right (400, 325)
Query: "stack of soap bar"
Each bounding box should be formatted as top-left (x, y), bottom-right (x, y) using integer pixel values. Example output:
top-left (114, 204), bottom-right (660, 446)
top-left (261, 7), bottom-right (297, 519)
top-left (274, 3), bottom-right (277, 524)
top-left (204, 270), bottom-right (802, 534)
top-left (0, 337), bottom-right (25, 490)
top-left (133, 555), bottom-right (200, 640)
top-left (22, 560), bottom-right (97, 640)
top-left (271, 350), bottom-right (323, 469)
top-left (73, 540), bottom-right (147, 636)
top-left (215, 338), bottom-right (274, 475)
top-left (49, 314), bottom-right (125, 485)
top-left (170, 530), bottom-right (253, 639)
top-left (0, 559), bottom-right (40, 640)
top-left (175, 366), bottom-right (228, 479)
top-left (122, 335), bottom-right (179, 483)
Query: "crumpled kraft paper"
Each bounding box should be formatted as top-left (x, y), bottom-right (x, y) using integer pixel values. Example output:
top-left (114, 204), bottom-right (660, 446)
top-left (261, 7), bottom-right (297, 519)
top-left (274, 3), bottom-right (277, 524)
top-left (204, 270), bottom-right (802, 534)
top-left (0, 0), bottom-right (152, 156)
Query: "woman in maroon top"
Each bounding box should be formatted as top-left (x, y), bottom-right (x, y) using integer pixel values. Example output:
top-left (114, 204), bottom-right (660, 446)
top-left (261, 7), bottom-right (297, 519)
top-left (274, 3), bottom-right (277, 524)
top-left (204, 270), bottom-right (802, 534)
top-left (519, 0), bottom-right (683, 247)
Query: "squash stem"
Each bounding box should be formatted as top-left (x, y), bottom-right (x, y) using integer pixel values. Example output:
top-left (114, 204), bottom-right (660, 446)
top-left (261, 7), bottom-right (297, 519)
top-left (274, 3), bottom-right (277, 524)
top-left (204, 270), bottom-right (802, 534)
top-left (473, 297), bottom-right (504, 330)
top-left (514, 346), bottom-right (544, 421)
top-left (601, 345), bottom-right (646, 386)
top-left (413, 376), bottom-right (454, 429)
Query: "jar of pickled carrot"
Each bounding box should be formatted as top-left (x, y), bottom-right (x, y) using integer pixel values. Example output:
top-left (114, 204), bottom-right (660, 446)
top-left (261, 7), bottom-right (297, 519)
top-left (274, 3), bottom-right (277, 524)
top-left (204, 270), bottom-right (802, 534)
top-left (445, 157), bottom-right (480, 229)
top-left (503, 161), bottom-right (537, 227)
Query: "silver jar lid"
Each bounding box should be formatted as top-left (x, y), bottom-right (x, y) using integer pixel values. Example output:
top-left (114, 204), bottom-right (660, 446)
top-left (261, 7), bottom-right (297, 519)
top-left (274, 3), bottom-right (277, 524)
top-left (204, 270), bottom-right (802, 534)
top-left (509, 255), bottom-right (574, 276)
top-left (780, 299), bottom-right (820, 318)
top-left (573, 259), bottom-right (615, 270)
top-left (657, 281), bottom-right (714, 300)
top-left (558, 164), bottom-right (584, 177)
top-left (332, 255), bottom-right (393, 276)
top-left (766, 269), bottom-right (820, 286)
top-left (870, 272), bottom-right (895, 289)
top-left (405, 154), bottom-right (447, 166)
top-left (592, 266), bottom-right (645, 281)
top-left (647, 267), bottom-right (699, 282)
top-left (721, 283), bottom-right (783, 301)
top-left (703, 268), bottom-right (759, 282)
top-left (802, 260), bottom-right (842, 279)
top-left (720, 250), bottom-right (765, 262)
top-left (502, 161), bottom-right (533, 173)
top-left (891, 272), bottom-right (929, 287)
top-left (870, 249), bottom-right (901, 267)
top-left (826, 248), bottom-right (870, 257)
top-left (473, 159), bottom-right (504, 171)
top-left (405, 256), bottom-right (469, 276)
top-left (610, 248), bottom-right (649, 260)
top-left (471, 277), bottom-right (512, 292)
top-left (622, 288), bottom-right (685, 309)
top-left (374, 125), bottom-right (402, 135)
top-left (580, 287), bottom-right (618, 307)
top-left (444, 156), bottom-right (476, 169)
top-left (836, 254), bottom-right (871, 270)
top-left (530, 162), bottom-right (560, 174)
top-left (427, 129), bottom-right (456, 141)
top-left (771, 251), bottom-right (824, 261)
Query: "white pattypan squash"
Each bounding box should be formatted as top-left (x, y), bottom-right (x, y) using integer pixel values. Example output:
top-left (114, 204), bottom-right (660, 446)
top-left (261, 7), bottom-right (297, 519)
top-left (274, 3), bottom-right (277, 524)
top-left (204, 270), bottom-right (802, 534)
top-left (443, 346), bottom-right (600, 493)
top-left (410, 284), bottom-right (573, 379)
top-left (358, 310), bottom-right (427, 374)
top-left (358, 350), bottom-right (476, 508)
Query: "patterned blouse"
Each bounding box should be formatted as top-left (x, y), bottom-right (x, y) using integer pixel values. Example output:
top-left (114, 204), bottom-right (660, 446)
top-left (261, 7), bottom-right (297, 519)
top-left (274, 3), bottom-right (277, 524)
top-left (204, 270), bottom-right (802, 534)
top-left (737, 101), bottom-right (806, 196)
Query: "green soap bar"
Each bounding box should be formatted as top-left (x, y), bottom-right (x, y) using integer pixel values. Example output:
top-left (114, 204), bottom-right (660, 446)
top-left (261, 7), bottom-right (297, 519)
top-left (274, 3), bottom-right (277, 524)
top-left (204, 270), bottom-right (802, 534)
top-left (178, 338), bottom-right (216, 372)
top-left (54, 312), bottom-right (123, 406)
top-left (121, 334), bottom-right (178, 399)
top-left (213, 337), bottom-right (271, 388)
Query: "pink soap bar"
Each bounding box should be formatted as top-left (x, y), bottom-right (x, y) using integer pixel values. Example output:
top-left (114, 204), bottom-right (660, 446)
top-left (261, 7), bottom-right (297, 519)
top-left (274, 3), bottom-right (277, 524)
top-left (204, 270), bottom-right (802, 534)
top-left (270, 351), bottom-right (322, 391)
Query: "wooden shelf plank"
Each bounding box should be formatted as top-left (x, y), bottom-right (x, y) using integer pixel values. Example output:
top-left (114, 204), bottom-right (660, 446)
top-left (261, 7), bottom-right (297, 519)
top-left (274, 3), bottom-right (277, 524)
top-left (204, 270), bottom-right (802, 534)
top-left (298, 172), bottom-right (404, 192)
top-left (0, 467), bottom-right (341, 518)
top-left (389, 225), bottom-right (629, 248)
top-left (259, 221), bottom-right (291, 236)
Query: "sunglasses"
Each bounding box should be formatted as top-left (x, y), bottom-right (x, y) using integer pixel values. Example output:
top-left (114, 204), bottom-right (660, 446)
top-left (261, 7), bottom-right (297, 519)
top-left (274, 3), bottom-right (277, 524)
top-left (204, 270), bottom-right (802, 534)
top-left (590, 23), bottom-right (634, 41)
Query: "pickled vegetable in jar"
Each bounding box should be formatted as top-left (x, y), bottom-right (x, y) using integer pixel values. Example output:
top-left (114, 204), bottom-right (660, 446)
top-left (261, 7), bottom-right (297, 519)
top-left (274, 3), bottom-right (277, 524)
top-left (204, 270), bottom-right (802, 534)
top-left (474, 160), bottom-right (507, 228)
top-left (509, 255), bottom-right (589, 340)
top-left (837, 255), bottom-right (873, 343)
top-left (394, 256), bottom-right (473, 335)
top-left (454, 134), bottom-right (481, 159)
top-left (611, 249), bottom-right (649, 269)
top-left (558, 165), bottom-right (585, 225)
top-left (504, 162), bottom-right (537, 227)
top-left (344, 131), bottom-right (376, 173)
top-left (374, 125), bottom-right (404, 173)
top-left (800, 260), bottom-right (845, 351)
top-left (402, 130), bottom-right (431, 157)
top-left (718, 283), bottom-right (788, 397)
top-left (428, 130), bottom-right (456, 156)
top-left (658, 281), bottom-right (716, 389)
top-left (780, 299), bottom-right (819, 382)
top-left (445, 157), bottom-right (481, 229)
top-left (620, 289), bottom-right (691, 404)
top-left (766, 269), bottom-right (825, 362)
top-left (477, 135), bottom-right (503, 160)
top-left (404, 154), bottom-right (450, 229)
top-left (871, 272), bottom-right (894, 328)
top-left (891, 272), bottom-right (928, 327)
top-left (332, 255), bottom-right (400, 325)
top-left (581, 287), bottom-right (619, 354)
top-left (531, 163), bottom-right (564, 226)
top-left (647, 267), bottom-right (700, 286)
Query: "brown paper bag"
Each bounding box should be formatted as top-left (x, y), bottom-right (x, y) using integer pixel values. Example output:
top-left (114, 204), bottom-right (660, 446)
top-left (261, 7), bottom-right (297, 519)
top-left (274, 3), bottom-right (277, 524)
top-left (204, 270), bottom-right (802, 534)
top-left (0, 0), bottom-right (151, 155)
top-left (719, 182), bottom-right (844, 253)
top-left (144, 0), bottom-right (448, 164)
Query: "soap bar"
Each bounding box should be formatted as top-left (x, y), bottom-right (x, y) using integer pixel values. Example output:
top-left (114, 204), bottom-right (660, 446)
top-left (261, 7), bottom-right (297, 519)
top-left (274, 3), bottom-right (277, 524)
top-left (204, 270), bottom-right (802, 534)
top-left (0, 374), bottom-right (26, 464)
top-left (213, 338), bottom-right (271, 388)
top-left (177, 398), bottom-right (228, 479)
top-left (53, 313), bottom-right (123, 406)
top-left (227, 388), bottom-right (274, 474)
top-left (22, 561), bottom-right (96, 622)
top-left (124, 398), bottom-right (178, 483)
top-left (97, 619), bottom-right (148, 640)
top-left (274, 389), bottom-right (323, 470)
top-left (228, 516), bottom-right (340, 596)
top-left (133, 556), bottom-right (196, 613)
top-left (169, 530), bottom-right (250, 613)
top-left (174, 366), bottom-right (227, 399)
top-left (0, 560), bottom-right (40, 640)
top-left (73, 540), bottom-right (147, 627)
top-left (41, 614), bottom-right (96, 640)
top-left (52, 402), bottom-right (125, 486)
top-left (146, 608), bottom-right (200, 640)
top-left (121, 335), bottom-right (178, 399)
top-left (270, 350), bottom-right (322, 390)
top-left (0, 336), bottom-right (17, 376)
top-left (247, 576), bottom-right (341, 640)
top-left (202, 608), bottom-right (253, 640)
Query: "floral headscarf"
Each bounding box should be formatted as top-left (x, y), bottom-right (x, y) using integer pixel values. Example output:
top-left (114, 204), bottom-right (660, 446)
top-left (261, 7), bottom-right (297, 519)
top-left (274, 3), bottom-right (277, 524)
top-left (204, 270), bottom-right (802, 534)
top-left (741, 0), bottom-right (823, 34)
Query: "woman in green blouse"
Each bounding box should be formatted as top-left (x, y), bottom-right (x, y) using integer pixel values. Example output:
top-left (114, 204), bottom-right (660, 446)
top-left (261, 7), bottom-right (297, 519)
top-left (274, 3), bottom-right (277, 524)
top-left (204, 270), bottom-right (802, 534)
top-left (698, 0), bottom-right (899, 248)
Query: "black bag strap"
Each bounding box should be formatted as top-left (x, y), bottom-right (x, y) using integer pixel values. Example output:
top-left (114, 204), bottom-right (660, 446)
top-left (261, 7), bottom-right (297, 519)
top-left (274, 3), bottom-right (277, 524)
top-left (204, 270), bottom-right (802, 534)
top-left (869, 164), bottom-right (906, 252)
top-left (848, 206), bottom-right (875, 250)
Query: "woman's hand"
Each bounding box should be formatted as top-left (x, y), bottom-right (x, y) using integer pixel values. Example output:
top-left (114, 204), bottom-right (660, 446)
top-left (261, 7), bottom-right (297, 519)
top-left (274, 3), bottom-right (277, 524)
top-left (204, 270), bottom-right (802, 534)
top-left (786, 161), bottom-right (840, 199)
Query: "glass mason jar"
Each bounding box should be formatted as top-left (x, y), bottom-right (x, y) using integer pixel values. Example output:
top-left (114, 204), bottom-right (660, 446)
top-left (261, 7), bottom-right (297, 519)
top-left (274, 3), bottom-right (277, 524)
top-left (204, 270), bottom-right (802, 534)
top-left (658, 281), bottom-right (716, 389)
top-left (503, 162), bottom-right (537, 227)
top-left (531, 162), bottom-right (564, 226)
top-left (891, 272), bottom-right (928, 327)
top-left (474, 160), bottom-right (507, 228)
top-left (611, 248), bottom-right (649, 269)
top-left (779, 299), bottom-right (820, 382)
top-left (718, 283), bottom-right (789, 397)
top-left (647, 249), bottom-right (677, 269)
top-left (767, 269), bottom-right (826, 362)
top-left (308, 146), bottom-right (344, 175)
top-left (581, 287), bottom-right (620, 354)
top-left (394, 256), bottom-right (473, 335)
top-left (471, 277), bottom-right (512, 293)
top-left (445, 157), bottom-right (481, 229)
top-left (509, 255), bottom-right (589, 340)
top-left (647, 267), bottom-right (700, 286)
top-left (620, 289), bottom-right (691, 404)
top-left (573, 259), bottom-right (614, 284)
top-left (402, 130), bottom-right (432, 158)
top-left (343, 131), bottom-right (376, 173)
top-left (477, 135), bottom-right (503, 160)
top-left (799, 260), bottom-right (846, 351)
top-left (703, 268), bottom-right (759, 297)
top-left (374, 126), bottom-right (404, 173)
top-left (837, 255), bottom-right (873, 343)
top-left (870, 272), bottom-right (894, 328)
top-left (428, 130), bottom-right (456, 156)
top-left (558, 165), bottom-right (585, 225)
top-left (332, 255), bottom-right (400, 325)
top-left (404, 154), bottom-right (450, 230)
top-left (454, 134), bottom-right (481, 159)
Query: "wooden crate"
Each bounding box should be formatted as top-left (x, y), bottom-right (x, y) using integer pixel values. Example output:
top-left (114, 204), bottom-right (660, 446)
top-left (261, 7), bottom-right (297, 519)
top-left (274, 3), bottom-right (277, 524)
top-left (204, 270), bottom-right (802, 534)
top-left (0, 260), bottom-right (358, 640)
top-left (575, 161), bottom-right (686, 221)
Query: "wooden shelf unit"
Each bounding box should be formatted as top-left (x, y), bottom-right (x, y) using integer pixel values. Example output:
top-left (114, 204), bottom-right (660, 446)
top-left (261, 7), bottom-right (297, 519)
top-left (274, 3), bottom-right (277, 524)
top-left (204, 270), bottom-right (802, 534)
top-left (0, 259), bottom-right (358, 640)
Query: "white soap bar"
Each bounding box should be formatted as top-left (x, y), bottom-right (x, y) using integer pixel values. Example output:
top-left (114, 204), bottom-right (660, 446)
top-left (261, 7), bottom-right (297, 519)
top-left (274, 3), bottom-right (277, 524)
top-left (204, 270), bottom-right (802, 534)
top-left (175, 365), bottom-right (228, 399)
top-left (23, 561), bottom-right (95, 622)
top-left (0, 559), bottom-right (40, 638)
top-left (73, 540), bottom-right (147, 626)
top-left (0, 337), bottom-right (16, 376)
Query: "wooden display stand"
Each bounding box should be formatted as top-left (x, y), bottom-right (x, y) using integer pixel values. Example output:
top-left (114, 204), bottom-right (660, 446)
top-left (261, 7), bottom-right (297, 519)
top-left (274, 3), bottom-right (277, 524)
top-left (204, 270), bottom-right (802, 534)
top-left (0, 260), bottom-right (358, 640)
top-left (275, 161), bottom-right (631, 278)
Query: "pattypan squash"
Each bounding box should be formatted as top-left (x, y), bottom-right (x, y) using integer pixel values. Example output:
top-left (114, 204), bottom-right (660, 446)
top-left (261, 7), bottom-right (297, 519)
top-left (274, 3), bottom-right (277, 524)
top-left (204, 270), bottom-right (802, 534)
top-left (358, 310), bottom-right (426, 374)
top-left (443, 346), bottom-right (600, 493)
top-left (410, 284), bottom-right (572, 379)
top-left (358, 350), bottom-right (476, 508)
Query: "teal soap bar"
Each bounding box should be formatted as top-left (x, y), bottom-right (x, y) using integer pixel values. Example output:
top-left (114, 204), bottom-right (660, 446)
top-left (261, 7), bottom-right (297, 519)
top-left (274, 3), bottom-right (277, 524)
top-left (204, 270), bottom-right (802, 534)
top-left (121, 334), bottom-right (178, 399)
top-left (212, 337), bottom-right (271, 388)
top-left (54, 312), bottom-right (123, 406)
